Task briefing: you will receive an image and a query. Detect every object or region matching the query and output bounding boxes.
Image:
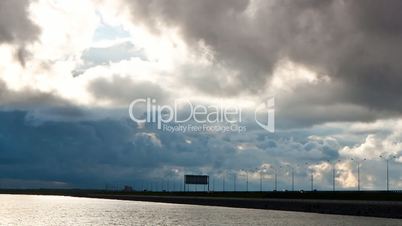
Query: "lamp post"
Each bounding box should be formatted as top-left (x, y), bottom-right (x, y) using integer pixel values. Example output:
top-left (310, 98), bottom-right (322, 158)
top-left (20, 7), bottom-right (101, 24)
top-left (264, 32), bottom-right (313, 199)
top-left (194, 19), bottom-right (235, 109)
top-left (241, 169), bottom-right (249, 192)
top-left (284, 164), bottom-right (295, 191)
top-left (222, 171), bottom-right (226, 192)
top-left (379, 155), bottom-right (397, 191)
top-left (260, 169), bottom-right (263, 192)
top-left (286, 165), bottom-right (295, 191)
top-left (234, 172), bottom-right (237, 192)
top-left (305, 162), bottom-right (314, 191)
top-left (252, 167), bottom-right (264, 192)
top-left (275, 168), bottom-right (278, 191)
top-left (167, 178), bottom-right (170, 192)
top-left (326, 160), bottom-right (340, 191)
top-left (351, 158), bottom-right (366, 191)
top-left (270, 166), bottom-right (279, 191)
top-left (292, 167), bottom-right (294, 191)
top-left (246, 170), bottom-right (249, 192)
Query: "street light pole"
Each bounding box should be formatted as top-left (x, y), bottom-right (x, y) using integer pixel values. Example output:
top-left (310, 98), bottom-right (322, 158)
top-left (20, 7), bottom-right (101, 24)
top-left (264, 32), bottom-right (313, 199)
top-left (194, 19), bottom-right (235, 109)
top-left (246, 170), bottom-right (249, 192)
top-left (223, 172), bottom-right (225, 192)
top-left (332, 165), bottom-right (335, 191)
top-left (260, 170), bottom-right (263, 192)
top-left (234, 173), bottom-right (236, 192)
top-left (305, 162), bottom-right (314, 191)
top-left (286, 165), bottom-right (295, 191)
top-left (241, 169), bottom-right (248, 192)
top-left (271, 166), bottom-right (279, 191)
top-left (290, 166), bottom-right (294, 191)
top-left (351, 158), bottom-right (366, 191)
top-left (327, 160), bottom-right (340, 191)
top-left (380, 155), bottom-right (396, 191)
top-left (357, 162), bottom-right (360, 191)
top-left (275, 170), bottom-right (278, 191)
top-left (253, 168), bottom-right (262, 192)
top-left (311, 173), bottom-right (313, 191)
top-left (292, 167), bottom-right (295, 191)
top-left (387, 159), bottom-right (389, 191)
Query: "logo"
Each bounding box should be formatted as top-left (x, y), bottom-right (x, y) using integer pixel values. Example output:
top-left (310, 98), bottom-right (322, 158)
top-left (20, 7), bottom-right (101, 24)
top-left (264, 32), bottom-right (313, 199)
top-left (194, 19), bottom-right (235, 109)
top-left (128, 97), bottom-right (275, 133)
top-left (254, 97), bottom-right (275, 132)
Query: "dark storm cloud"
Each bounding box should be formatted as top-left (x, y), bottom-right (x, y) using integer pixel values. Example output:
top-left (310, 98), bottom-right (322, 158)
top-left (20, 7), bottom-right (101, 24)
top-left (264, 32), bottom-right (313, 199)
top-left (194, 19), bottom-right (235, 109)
top-left (0, 80), bottom-right (69, 109)
top-left (274, 82), bottom-right (400, 129)
top-left (0, 0), bottom-right (40, 65)
top-left (0, 0), bottom-right (39, 43)
top-left (0, 80), bottom-right (97, 123)
top-left (0, 109), bottom-right (340, 188)
top-left (122, 0), bottom-right (402, 118)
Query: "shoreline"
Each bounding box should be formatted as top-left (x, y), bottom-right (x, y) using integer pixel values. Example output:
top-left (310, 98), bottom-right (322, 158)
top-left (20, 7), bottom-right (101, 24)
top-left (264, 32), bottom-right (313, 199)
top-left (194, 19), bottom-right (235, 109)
top-left (2, 190), bottom-right (402, 219)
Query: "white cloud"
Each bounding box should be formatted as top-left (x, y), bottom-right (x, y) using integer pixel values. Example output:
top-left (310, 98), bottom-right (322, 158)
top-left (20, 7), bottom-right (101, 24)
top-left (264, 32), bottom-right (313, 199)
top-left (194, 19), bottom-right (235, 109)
top-left (30, 0), bottom-right (98, 60)
top-left (340, 133), bottom-right (402, 160)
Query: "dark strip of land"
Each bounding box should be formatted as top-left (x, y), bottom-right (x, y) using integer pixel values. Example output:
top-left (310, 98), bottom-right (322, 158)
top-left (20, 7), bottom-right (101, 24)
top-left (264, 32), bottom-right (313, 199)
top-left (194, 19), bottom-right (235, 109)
top-left (2, 189), bottom-right (402, 219)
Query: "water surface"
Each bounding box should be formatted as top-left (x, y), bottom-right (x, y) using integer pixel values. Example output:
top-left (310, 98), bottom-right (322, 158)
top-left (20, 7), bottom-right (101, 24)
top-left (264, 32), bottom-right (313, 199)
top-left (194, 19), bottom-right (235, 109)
top-left (0, 194), bottom-right (400, 225)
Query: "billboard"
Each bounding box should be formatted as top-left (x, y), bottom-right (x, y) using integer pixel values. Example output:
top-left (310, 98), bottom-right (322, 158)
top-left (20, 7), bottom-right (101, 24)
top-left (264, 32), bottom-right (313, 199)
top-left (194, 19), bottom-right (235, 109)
top-left (184, 175), bottom-right (209, 185)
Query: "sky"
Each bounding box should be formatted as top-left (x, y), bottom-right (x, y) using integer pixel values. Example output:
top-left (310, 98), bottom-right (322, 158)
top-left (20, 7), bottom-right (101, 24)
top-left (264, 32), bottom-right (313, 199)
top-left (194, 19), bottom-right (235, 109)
top-left (1, 0), bottom-right (402, 191)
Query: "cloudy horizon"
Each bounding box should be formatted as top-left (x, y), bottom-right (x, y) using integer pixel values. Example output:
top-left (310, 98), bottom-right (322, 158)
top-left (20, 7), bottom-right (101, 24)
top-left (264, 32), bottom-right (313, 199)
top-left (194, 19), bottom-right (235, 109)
top-left (1, 0), bottom-right (402, 191)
